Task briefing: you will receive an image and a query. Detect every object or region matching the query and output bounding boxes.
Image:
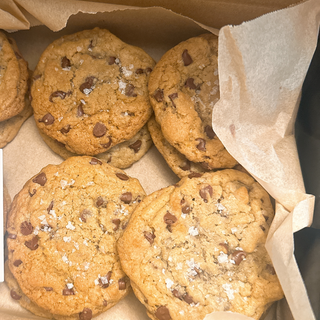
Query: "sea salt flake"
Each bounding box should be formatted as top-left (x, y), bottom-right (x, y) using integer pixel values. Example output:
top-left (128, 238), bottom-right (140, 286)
top-left (179, 311), bottom-right (185, 315)
top-left (84, 262), bottom-right (90, 270)
top-left (122, 66), bottom-right (132, 77)
top-left (38, 215), bottom-right (46, 221)
top-left (49, 210), bottom-right (56, 218)
top-left (76, 46), bottom-right (82, 52)
top-left (83, 88), bottom-right (93, 95)
top-left (80, 99), bottom-right (86, 104)
top-left (188, 226), bottom-right (199, 236)
top-left (40, 199), bottom-right (44, 204)
top-left (222, 283), bottom-right (236, 300)
top-left (66, 221), bottom-right (75, 230)
top-left (231, 227), bottom-right (237, 234)
top-left (63, 236), bottom-right (71, 242)
top-left (118, 80), bottom-right (127, 94)
top-left (165, 278), bottom-right (174, 289)
top-left (176, 263), bottom-right (183, 270)
top-left (66, 283), bottom-right (73, 289)
top-left (217, 252), bottom-right (229, 264)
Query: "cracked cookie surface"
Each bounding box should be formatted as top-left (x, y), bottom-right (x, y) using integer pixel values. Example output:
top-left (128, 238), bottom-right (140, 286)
top-left (0, 32), bottom-right (28, 122)
top-left (6, 156), bottom-right (146, 319)
top-left (118, 169), bottom-right (283, 320)
top-left (31, 27), bottom-right (155, 155)
top-left (40, 124), bottom-right (153, 169)
top-left (148, 33), bottom-right (236, 170)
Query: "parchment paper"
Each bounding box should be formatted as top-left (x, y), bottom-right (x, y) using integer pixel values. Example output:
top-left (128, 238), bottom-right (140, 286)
top-left (0, 0), bottom-right (319, 319)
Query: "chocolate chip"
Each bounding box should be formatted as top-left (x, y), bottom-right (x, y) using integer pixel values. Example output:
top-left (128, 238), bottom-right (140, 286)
top-left (182, 49), bottom-right (193, 66)
top-left (80, 76), bottom-right (96, 94)
top-left (112, 219), bottom-right (121, 231)
top-left (39, 113), bottom-right (54, 125)
top-left (60, 125), bottom-right (70, 134)
top-left (44, 287), bottom-right (53, 291)
top-left (116, 173), bottom-right (129, 181)
top-left (179, 161), bottom-right (191, 171)
top-left (99, 271), bottom-right (112, 288)
top-left (10, 289), bottom-right (21, 300)
top-left (263, 214), bottom-right (269, 222)
top-left (101, 137), bottom-right (112, 149)
top-left (20, 221), bottom-right (33, 235)
top-left (199, 185), bottom-right (213, 203)
top-left (168, 93), bottom-right (178, 107)
top-left (196, 138), bottom-right (206, 151)
top-left (185, 78), bottom-right (198, 90)
top-left (129, 140), bottom-right (142, 153)
top-left (79, 308), bottom-right (92, 320)
top-left (77, 103), bottom-right (84, 117)
top-left (143, 231), bottom-right (155, 244)
top-left (32, 74), bottom-right (42, 81)
top-left (205, 125), bottom-right (216, 139)
top-left (103, 300), bottom-right (108, 306)
top-left (25, 236), bottom-right (39, 250)
top-left (13, 260), bottom-right (22, 267)
top-left (93, 122), bottom-right (107, 137)
top-left (80, 209), bottom-right (91, 222)
top-left (219, 242), bottom-right (229, 253)
top-left (155, 306), bottom-right (171, 320)
top-left (61, 56), bottom-right (71, 69)
top-left (145, 67), bottom-right (152, 74)
top-left (95, 196), bottom-right (107, 208)
top-left (266, 264), bottom-right (276, 275)
top-left (32, 172), bottom-right (47, 186)
top-left (29, 189), bottom-right (36, 197)
top-left (49, 91), bottom-right (67, 102)
top-left (260, 225), bottom-right (266, 232)
top-left (135, 68), bottom-right (144, 74)
top-left (125, 84), bottom-right (137, 97)
top-left (172, 289), bottom-right (182, 299)
top-left (163, 211), bottom-right (177, 225)
top-left (7, 233), bottom-right (17, 239)
top-left (201, 162), bottom-right (212, 171)
top-left (90, 158), bottom-right (102, 165)
top-left (62, 287), bottom-right (75, 296)
top-left (108, 56), bottom-right (117, 65)
top-left (188, 172), bottom-right (203, 179)
top-left (153, 89), bottom-right (164, 102)
top-left (118, 278), bottom-right (126, 290)
top-left (183, 293), bottom-right (194, 304)
top-left (120, 192), bottom-right (132, 204)
top-left (231, 250), bottom-right (247, 265)
top-left (47, 201), bottom-right (54, 213)
top-left (122, 221), bottom-right (128, 230)
top-left (181, 202), bottom-right (191, 214)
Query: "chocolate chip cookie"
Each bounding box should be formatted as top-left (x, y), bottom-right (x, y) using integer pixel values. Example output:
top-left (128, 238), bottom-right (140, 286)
top-left (148, 33), bottom-right (237, 170)
top-left (118, 169), bottom-right (283, 320)
top-left (31, 27), bottom-right (155, 156)
top-left (0, 32), bottom-right (28, 122)
top-left (6, 156), bottom-right (146, 319)
top-left (40, 124), bottom-right (153, 169)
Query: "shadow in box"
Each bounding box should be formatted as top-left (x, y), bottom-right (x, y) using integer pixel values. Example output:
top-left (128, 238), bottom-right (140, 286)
top-left (295, 31), bottom-right (320, 318)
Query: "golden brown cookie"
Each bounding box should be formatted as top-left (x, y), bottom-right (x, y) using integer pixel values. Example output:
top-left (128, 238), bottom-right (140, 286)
top-left (148, 33), bottom-right (237, 170)
top-left (0, 32), bottom-right (28, 122)
top-left (7, 156), bottom-right (146, 319)
top-left (40, 124), bottom-right (153, 169)
top-left (31, 27), bottom-right (155, 156)
top-left (118, 169), bottom-right (283, 320)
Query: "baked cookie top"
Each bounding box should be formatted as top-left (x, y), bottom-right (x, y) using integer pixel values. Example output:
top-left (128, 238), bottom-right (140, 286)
top-left (40, 124), bottom-right (153, 169)
top-left (31, 27), bottom-right (155, 155)
top-left (0, 32), bottom-right (28, 122)
top-left (7, 156), bottom-right (146, 319)
top-left (118, 169), bottom-right (283, 320)
top-left (148, 33), bottom-right (237, 170)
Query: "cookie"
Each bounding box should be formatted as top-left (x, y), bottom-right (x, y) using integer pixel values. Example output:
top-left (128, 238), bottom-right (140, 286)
top-left (118, 169), bottom-right (283, 320)
top-left (6, 156), bottom-right (146, 319)
top-left (40, 124), bottom-right (153, 169)
top-left (148, 33), bottom-right (237, 170)
top-left (0, 32), bottom-right (29, 122)
top-left (31, 27), bottom-right (155, 156)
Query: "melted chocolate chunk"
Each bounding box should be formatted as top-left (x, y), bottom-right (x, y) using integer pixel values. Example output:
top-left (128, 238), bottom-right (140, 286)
top-left (129, 140), bottom-right (142, 153)
top-left (60, 125), bottom-right (70, 134)
top-left (188, 172), bottom-right (203, 179)
top-left (101, 137), bottom-right (112, 149)
top-left (219, 242), bottom-right (229, 253)
top-left (80, 209), bottom-right (91, 222)
top-left (7, 233), bottom-right (17, 239)
top-left (29, 189), bottom-right (37, 197)
top-left (182, 49), bottom-right (193, 66)
top-left (47, 201), bottom-right (54, 213)
top-left (185, 78), bottom-right (199, 90)
top-left (172, 289), bottom-right (182, 299)
top-left (93, 122), bottom-right (107, 137)
top-left (62, 287), bottom-right (75, 296)
top-left (10, 289), bottom-right (21, 300)
top-left (205, 125), bottom-right (216, 139)
top-left (145, 67), bottom-right (152, 74)
top-left (32, 172), bottom-right (47, 186)
top-left (49, 91), bottom-right (67, 102)
top-left (95, 196), bottom-right (107, 208)
top-left (80, 76), bottom-right (96, 94)
top-left (201, 162), bottom-right (212, 171)
top-left (199, 185), bottom-right (213, 203)
top-left (143, 231), bottom-right (155, 244)
top-left (231, 250), bottom-right (247, 265)
top-left (125, 84), bottom-right (137, 97)
top-left (108, 56), bottom-right (117, 65)
top-left (135, 68), bottom-right (144, 74)
top-left (155, 306), bottom-right (171, 320)
top-left (163, 211), bottom-right (177, 225)
top-left (39, 113), bottom-right (54, 125)
top-left (90, 158), bottom-right (102, 165)
top-left (118, 278), bottom-right (126, 290)
top-left (112, 219), bottom-right (121, 231)
top-left (179, 161), bottom-right (191, 171)
top-left (153, 89), bottom-right (164, 102)
top-left (77, 103), bottom-right (84, 117)
top-left (196, 138), bottom-right (206, 151)
top-left (44, 287), bottom-right (53, 291)
top-left (61, 56), bottom-right (71, 69)
top-left (20, 221), bottom-right (33, 235)
top-left (168, 93), bottom-right (178, 107)
top-left (13, 260), bottom-right (22, 267)
top-left (79, 308), bottom-right (92, 320)
top-left (116, 173), bottom-right (129, 181)
top-left (25, 236), bottom-right (39, 250)
top-left (183, 293), bottom-right (194, 304)
top-left (181, 201), bottom-right (191, 214)
top-left (120, 192), bottom-right (132, 204)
